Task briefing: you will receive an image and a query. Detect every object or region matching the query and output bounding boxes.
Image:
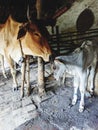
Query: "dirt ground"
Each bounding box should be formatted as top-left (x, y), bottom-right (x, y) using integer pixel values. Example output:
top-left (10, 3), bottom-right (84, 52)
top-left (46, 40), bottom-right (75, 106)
top-left (0, 63), bottom-right (98, 130)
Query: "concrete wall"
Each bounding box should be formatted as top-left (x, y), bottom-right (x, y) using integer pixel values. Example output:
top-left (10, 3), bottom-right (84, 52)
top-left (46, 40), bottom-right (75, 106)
top-left (55, 0), bottom-right (98, 95)
top-left (56, 0), bottom-right (98, 33)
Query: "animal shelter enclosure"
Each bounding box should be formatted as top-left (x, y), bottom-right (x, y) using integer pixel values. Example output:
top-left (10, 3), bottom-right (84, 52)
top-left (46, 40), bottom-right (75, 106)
top-left (0, 0), bottom-right (98, 130)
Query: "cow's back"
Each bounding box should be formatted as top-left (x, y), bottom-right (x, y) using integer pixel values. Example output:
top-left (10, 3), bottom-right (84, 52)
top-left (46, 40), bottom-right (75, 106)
top-left (0, 16), bottom-right (21, 56)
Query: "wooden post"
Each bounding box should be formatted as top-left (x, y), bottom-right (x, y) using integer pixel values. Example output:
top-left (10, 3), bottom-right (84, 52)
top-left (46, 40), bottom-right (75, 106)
top-left (51, 26), bottom-right (54, 34)
top-left (26, 56), bottom-right (30, 96)
top-left (36, 0), bottom-right (42, 19)
top-left (38, 57), bottom-right (45, 96)
top-left (56, 26), bottom-right (60, 55)
top-left (36, 0), bottom-right (45, 96)
top-left (21, 60), bottom-right (26, 98)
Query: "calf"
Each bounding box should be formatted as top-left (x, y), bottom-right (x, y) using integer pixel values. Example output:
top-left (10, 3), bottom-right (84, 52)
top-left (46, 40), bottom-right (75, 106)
top-left (53, 40), bottom-right (98, 112)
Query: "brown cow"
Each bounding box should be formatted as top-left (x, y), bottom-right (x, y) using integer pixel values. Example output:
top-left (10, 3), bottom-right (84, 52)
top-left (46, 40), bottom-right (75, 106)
top-left (0, 16), bottom-right (52, 97)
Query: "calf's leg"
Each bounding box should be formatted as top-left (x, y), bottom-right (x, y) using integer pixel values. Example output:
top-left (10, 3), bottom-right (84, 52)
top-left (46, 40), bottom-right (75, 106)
top-left (89, 63), bottom-right (96, 95)
top-left (72, 76), bottom-right (79, 105)
top-left (79, 72), bottom-right (87, 112)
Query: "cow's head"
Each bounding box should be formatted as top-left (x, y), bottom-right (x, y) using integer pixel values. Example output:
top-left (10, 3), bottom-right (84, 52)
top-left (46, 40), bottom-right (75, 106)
top-left (17, 21), bottom-right (52, 62)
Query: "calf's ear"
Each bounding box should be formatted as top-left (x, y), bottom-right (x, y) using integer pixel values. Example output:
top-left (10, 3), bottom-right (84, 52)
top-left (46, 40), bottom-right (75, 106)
top-left (17, 28), bottom-right (27, 39)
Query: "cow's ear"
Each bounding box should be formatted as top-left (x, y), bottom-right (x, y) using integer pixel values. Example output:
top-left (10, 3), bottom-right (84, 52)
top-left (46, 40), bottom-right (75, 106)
top-left (17, 28), bottom-right (26, 39)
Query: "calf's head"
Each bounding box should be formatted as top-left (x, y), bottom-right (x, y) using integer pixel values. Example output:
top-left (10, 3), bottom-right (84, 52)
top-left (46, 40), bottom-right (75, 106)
top-left (53, 59), bottom-right (66, 85)
top-left (17, 22), bottom-right (52, 62)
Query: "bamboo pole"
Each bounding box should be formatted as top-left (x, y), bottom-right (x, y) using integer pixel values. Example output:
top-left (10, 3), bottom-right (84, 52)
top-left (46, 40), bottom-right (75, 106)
top-left (21, 60), bottom-right (26, 98)
top-left (37, 57), bottom-right (45, 96)
top-left (26, 56), bottom-right (30, 96)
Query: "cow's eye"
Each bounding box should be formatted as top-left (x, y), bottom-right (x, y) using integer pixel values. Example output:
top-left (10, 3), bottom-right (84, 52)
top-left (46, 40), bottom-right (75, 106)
top-left (34, 32), bottom-right (41, 37)
top-left (34, 32), bottom-right (39, 36)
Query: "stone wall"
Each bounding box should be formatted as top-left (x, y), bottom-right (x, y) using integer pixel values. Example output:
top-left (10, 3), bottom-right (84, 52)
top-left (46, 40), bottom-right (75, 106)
top-left (56, 0), bottom-right (98, 33)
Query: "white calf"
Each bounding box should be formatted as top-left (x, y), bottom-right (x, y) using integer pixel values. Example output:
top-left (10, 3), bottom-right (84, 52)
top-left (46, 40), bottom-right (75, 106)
top-left (53, 40), bottom-right (98, 112)
top-left (54, 59), bottom-right (88, 112)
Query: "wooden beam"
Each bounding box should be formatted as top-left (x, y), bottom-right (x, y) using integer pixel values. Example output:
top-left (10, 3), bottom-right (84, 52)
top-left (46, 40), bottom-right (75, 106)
top-left (36, 0), bottom-right (42, 19)
top-left (52, 6), bottom-right (68, 19)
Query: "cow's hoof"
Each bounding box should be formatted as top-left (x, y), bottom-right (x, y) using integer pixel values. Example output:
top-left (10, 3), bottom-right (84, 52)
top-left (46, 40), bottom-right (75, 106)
top-left (13, 87), bottom-right (18, 91)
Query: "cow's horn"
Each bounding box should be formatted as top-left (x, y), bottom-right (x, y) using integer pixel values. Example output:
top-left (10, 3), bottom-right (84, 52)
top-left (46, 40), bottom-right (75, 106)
top-left (27, 5), bottom-right (31, 22)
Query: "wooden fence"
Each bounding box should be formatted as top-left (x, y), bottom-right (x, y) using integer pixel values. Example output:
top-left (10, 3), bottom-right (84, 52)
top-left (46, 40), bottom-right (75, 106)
top-left (49, 26), bottom-right (98, 56)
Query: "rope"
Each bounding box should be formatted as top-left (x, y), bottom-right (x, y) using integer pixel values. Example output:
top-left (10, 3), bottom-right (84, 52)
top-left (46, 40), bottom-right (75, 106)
top-left (18, 39), bottom-right (25, 64)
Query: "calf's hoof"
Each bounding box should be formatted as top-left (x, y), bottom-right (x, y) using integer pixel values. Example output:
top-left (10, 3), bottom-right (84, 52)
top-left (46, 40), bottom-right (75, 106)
top-left (90, 90), bottom-right (94, 96)
top-left (85, 91), bottom-right (91, 98)
top-left (72, 96), bottom-right (77, 105)
top-left (72, 100), bottom-right (77, 106)
top-left (79, 106), bottom-right (84, 113)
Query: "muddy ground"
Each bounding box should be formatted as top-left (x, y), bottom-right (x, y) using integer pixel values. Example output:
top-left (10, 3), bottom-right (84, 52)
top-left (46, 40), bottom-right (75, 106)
top-left (0, 63), bottom-right (98, 130)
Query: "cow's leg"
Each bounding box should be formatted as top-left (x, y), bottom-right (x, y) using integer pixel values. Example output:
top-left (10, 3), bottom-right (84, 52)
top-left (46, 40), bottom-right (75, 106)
top-left (5, 55), bottom-right (18, 90)
top-left (72, 76), bottom-right (79, 105)
top-left (79, 72), bottom-right (87, 112)
top-left (0, 54), bottom-right (7, 78)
